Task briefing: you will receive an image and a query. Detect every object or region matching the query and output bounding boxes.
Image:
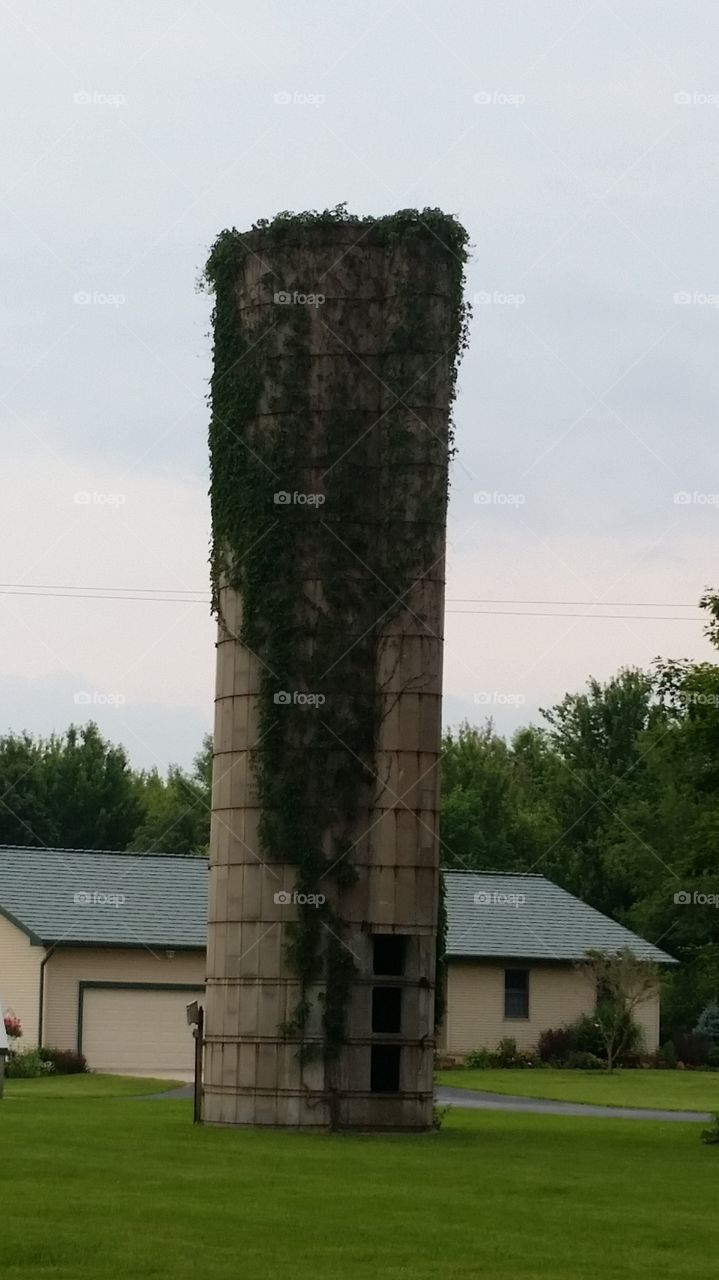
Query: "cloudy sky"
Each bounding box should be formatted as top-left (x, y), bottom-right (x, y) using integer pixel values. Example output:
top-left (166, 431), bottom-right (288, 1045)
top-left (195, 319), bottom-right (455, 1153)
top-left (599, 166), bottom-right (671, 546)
top-left (1, 0), bottom-right (717, 770)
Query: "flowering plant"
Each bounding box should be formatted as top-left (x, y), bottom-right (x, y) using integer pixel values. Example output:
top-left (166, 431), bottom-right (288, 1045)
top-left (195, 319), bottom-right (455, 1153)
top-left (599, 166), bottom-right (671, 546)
top-left (3, 1012), bottom-right (22, 1039)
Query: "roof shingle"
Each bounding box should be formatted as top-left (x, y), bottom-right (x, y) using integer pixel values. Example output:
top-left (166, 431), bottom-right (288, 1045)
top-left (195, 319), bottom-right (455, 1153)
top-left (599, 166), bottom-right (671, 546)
top-left (444, 870), bottom-right (676, 963)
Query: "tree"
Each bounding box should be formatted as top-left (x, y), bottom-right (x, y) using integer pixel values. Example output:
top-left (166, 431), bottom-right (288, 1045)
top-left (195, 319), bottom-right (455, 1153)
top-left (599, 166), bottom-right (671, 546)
top-left (539, 669), bottom-right (658, 914)
top-left (128, 735), bottom-right (212, 854)
top-left (577, 948), bottom-right (659, 1071)
top-left (694, 1001), bottom-right (719, 1046)
top-left (0, 724), bottom-right (142, 850)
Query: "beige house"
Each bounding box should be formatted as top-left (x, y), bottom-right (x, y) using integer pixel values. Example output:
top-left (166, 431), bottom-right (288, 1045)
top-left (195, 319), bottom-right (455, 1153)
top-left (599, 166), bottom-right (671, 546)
top-left (439, 871), bottom-right (676, 1059)
top-left (0, 850), bottom-right (675, 1075)
top-left (0, 847), bottom-right (206, 1076)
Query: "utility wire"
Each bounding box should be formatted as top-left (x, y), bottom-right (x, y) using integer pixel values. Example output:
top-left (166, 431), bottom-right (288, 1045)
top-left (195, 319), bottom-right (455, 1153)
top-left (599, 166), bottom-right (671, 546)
top-left (0, 583), bottom-right (704, 620)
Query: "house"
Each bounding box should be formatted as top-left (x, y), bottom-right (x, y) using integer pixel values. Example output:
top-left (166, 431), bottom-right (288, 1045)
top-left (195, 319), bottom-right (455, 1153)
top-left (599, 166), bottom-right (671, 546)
top-left (439, 870), bottom-right (676, 1059)
top-left (0, 846), bottom-right (206, 1076)
top-left (0, 847), bottom-right (675, 1075)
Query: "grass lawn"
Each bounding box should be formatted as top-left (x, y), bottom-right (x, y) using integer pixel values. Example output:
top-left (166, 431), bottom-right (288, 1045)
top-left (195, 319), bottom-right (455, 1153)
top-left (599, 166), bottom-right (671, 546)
top-left (437, 1067), bottom-right (719, 1112)
top-left (4, 1074), bottom-right (179, 1099)
top-left (1, 1076), bottom-right (717, 1279)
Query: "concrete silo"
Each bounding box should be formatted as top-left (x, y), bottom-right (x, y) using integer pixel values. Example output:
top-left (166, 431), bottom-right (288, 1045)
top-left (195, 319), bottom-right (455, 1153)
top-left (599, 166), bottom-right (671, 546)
top-left (202, 208), bottom-right (469, 1128)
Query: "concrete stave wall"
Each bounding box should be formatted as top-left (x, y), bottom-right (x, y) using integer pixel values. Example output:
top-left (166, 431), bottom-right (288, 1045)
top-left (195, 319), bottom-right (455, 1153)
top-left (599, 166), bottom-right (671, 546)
top-left (204, 223), bottom-right (456, 1128)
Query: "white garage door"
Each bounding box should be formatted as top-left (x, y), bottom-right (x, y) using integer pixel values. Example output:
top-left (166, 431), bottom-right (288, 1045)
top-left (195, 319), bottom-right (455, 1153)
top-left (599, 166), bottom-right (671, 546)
top-left (81, 985), bottom-right (203, 1075)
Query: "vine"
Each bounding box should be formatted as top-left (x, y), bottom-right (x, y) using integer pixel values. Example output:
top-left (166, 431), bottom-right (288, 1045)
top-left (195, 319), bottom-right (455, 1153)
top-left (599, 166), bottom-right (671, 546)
top-left (205, 205), bottom-right (469, 1063)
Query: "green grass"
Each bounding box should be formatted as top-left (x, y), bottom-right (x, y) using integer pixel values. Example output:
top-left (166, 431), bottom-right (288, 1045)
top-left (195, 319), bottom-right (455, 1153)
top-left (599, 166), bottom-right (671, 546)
top-left (437, 1067), bottom-right (719, 1112)
top-left (0, 1076), bottom-right (717, 1279)
top-left (4, 1073), bottom-right (179, 1099)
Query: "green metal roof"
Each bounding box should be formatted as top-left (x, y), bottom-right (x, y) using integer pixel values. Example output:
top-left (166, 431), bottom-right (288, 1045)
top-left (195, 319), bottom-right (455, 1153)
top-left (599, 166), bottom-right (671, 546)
top-left (0, 845), bottom-right (208, 949)
top-left (0, 847), bottom-right (675, 963)
top-left (444, 870), bottom-right (676, 964)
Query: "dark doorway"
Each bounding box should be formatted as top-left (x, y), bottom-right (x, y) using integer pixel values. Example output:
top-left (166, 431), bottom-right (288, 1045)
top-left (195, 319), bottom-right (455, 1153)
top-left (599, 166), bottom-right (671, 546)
top-left (370, 1044), bottom-right (401, 1092)
top-left (372, 986), bottom-right (402, 1033)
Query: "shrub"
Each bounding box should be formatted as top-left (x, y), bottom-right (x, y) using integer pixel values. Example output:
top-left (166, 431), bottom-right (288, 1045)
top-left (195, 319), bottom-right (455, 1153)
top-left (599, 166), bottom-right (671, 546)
top-left (464, 1040), bottom-right (538, 1069)
top-left (659, 1040), bottom-right (677, 1068)
top-left (464, 1048), bottom-right (491, 1069)
top-left (571, 1009), bottom-right (643, 1067)
top-left (694, 1002), bottom-right (719, 1047)
top-left (493, 1036), bottom-right (520, 1067)
top-left (565, 1050), bottom-right (604, 1070)
top-left (537, 1025), bottom-right (575, 1064)
top-left (674, 1030), bottom-right (712, 1067)
top-left (6, 1049), bottom-right (54, 1079)
top-left (570, 1014), bottom-right (607, 1059)
top-left (700, 1113), bottom-right (719, 1145)
top-left (39, 1047), bottom-right (88, 1075)
top-left (491, 1037), bottom-right (537, 1068)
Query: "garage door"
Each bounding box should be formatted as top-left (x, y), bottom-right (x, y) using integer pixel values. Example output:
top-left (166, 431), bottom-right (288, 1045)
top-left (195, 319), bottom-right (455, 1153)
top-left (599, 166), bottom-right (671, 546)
top-left (81, 985), bottom-right (204, 1075)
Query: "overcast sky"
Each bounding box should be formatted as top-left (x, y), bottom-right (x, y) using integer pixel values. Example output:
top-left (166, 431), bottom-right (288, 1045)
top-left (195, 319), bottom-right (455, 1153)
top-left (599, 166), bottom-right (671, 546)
top-left (1, 0), bottom-right (717, 770)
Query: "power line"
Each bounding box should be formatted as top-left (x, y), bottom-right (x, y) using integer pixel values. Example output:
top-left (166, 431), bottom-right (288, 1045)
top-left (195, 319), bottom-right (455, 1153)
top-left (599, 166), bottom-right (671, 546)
top-left (0, 583), bottom-right (705, 620)
top-left (0, 582), bottom-right (703, 610)
top-left (446, 597), bottom-right (702, 609)
top-left (447, 609), bottom-right (700, 621)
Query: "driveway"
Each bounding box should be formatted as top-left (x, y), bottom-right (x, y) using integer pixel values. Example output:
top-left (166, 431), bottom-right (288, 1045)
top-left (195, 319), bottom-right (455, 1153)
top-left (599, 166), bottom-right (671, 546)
top-left (148, 1082), bottom-right (711, 1121)
top-left (435, 1085), bottom-right (711, 1123)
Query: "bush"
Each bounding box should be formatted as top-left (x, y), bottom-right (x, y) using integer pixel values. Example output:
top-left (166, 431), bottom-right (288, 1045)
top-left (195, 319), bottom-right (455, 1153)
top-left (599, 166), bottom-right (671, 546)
top-left (674, 1031), bottom-right (712, 1067)
top-left (464, 1039), bottom-right (538, 1070)
top-left (464, 1048), bottom-right (492, 1069)
top-left (694, 1002), bottom-right (719, 1047)
top-left (570, 1014), bottom-right (607, 1059)
top-left (6, 1050), bottom-right (54, 1079)
top-left (659, 1040), bottom-right (677, 1068)
top-left (537, 1025), bottom-right (575, 1064)
top-left (39, 1047), bottom-right (88, 1075)
top-left (565, 1050), bottom-right (604, 1070)
top-left (700, 1113), bottom-right (719, 1145)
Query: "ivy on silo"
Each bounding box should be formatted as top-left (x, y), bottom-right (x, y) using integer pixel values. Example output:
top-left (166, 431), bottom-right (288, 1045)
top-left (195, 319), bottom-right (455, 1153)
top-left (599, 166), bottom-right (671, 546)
top-left (205, 206), bottom-right (469, 1063)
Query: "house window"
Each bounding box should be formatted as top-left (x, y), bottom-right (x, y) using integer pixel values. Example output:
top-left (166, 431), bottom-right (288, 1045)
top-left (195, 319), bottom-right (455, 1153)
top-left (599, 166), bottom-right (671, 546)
top-left (504, 969), bottom-right (529, 1019)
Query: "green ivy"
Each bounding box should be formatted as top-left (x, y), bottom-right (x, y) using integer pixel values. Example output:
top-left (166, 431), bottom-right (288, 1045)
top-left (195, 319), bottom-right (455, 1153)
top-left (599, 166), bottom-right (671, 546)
top-left (205, 205), bottom-right (469, 1062)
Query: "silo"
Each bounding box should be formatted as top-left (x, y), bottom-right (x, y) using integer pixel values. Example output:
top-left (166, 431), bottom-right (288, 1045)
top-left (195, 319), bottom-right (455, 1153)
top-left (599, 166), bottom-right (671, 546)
top-left (202, 208), bottom-right (469, 1129)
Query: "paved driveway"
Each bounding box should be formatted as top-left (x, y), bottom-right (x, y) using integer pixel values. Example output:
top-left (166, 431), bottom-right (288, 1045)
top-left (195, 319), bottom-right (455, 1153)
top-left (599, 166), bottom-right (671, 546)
top-left (148, 1082), bottom-right (711, 1121)
top-left (435, 1085), bottom-right (711, 1123)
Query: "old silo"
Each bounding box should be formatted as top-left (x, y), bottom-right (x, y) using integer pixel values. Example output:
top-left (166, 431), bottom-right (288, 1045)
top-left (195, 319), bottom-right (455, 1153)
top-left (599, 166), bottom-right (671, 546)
top-left (202, 208), bottom-right (469, 1129)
